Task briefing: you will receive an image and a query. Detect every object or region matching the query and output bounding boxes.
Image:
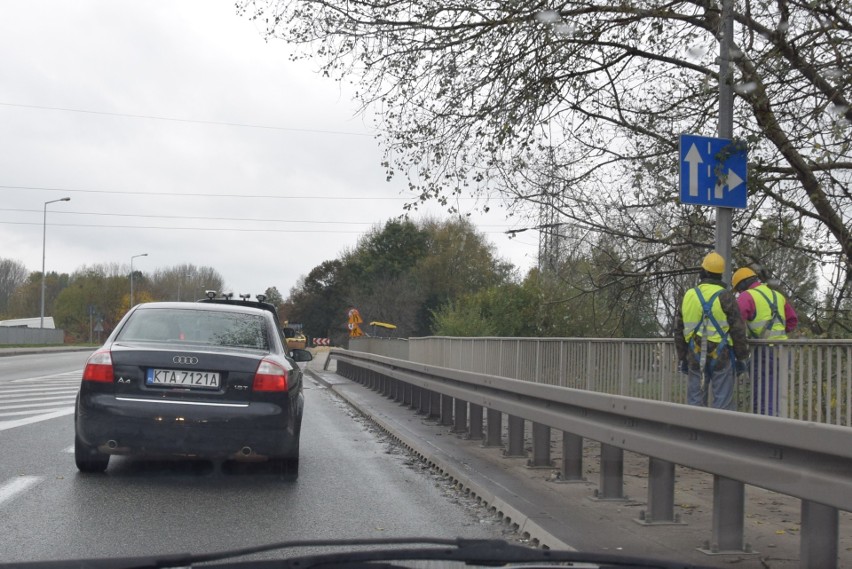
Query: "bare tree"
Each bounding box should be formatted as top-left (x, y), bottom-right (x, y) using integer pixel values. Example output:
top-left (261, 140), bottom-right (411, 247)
top-left (239, 0), bottom-right (851, 332)
top-left (148, 264), bottom-right (225, 301)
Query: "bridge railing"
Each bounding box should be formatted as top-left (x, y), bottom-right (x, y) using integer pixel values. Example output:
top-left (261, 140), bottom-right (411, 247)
top-left (327, 348), bottom-right (850, 568)
top-left (407, 337), bottom-right (852, 426)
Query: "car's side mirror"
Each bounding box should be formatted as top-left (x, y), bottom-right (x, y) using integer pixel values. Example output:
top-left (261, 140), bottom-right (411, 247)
top-left (289, 348), bottom-right (313, 362)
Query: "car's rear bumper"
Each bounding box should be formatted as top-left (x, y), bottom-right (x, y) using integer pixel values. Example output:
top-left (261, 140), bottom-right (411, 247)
top-left (76, 393), bottom-right (302, 460)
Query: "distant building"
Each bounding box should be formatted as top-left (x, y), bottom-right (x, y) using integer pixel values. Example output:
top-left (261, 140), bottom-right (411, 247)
top-left (0, 317), bottom-right (56, 329)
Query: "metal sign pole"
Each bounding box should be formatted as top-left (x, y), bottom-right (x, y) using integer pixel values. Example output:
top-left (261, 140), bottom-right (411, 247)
top-left (715, 0), bottom-right (735, 285)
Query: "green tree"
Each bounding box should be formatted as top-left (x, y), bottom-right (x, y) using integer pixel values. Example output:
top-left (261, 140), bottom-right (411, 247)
top-left (348, 219), bottom-right (430, 291)
top-left (263, 286), bottom-right (284, 309)
top-left (432, 279), bottom-right (540, 337)
top-left (284, 259), bottom-right (353, 343)
top-left (54, 268), bottom-right (128, 342)
top-left (7, 271), bottom-right (70, 320)
top-left (286, 218), bottom-right (514, 339)
top-left (0, 258), bottom-right (29, 318)
top-left (341, 219), bottom-right (432, 336)
top-left (433, 245), bottom-right (660, 339)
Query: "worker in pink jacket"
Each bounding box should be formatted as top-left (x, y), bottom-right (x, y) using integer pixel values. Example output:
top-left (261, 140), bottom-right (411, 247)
top-left (732, 267), bottom-right (798, 416)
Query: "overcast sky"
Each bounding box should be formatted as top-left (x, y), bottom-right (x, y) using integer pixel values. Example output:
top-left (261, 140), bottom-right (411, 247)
top-left (0, 1), bottom-right (539, 299)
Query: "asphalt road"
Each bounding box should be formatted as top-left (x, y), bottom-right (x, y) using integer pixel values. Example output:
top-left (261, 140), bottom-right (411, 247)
top-left (0, 352), bottom-right (508, 564)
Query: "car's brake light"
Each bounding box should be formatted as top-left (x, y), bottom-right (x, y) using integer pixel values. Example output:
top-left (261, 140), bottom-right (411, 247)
top-left (253, 359), bottom-right (288, 392)
top-left (82, 350), bottom-right (114, 383)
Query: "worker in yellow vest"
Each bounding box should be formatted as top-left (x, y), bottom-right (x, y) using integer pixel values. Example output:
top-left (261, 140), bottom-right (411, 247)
top-left (675, 252), bottom-right (750, 410)
top-left (732, 267), bottom-right (798, 416)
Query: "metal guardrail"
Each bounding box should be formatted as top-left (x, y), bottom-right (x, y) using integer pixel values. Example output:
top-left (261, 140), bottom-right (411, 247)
top-left (408, 337), bottom-right (852, 426)
top-left (327, 347), bottom-right (850, 569)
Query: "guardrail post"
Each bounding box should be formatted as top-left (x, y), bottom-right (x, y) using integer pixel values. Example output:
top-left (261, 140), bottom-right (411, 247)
top-left (504, 415), bottom-right (525, 457)
top-left (800, 500), bottom-right (838, 569)
top-left (415, 387), bottom-right (429, 414)
top-left (636, 458), bottom-right (679, 525)
top-left (700, 475), bottom-right (747, 554)
top-left (484, 409), bottom-right (502, 447)
top-left (428, 391), bottom-right (441, 420)
top-left (402, 382), bottom-right (411, 406)
top-left (452, 398), bottom-right (468, 433)
top-left (468, 404), bottom-right (483, 440)
top-left (560, 432), bottom-right (584, 481)
top-left (594, 444), bottom-right (626, 500)
top-left (441, 394), bottom-right (454, 426)
top-left (528, 423), bottom-right (552, 467)
top-left (409, 385), bottom-right (419, 409)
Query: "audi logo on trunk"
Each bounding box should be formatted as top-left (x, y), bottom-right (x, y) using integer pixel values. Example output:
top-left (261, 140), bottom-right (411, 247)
top-left (173, 356), bottom-right (199, 365)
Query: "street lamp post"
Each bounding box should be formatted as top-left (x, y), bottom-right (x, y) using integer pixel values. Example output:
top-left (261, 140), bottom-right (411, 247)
top-left (40, 197), bottom-right (71, 329)
top-left (130, 253), bottom-right (148, 307)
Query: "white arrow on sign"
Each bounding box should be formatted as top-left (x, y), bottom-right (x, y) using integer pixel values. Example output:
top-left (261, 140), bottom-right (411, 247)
top-left (714, 168), bottom-right (745, 199)
top-left (684, 143), bottom-right (703, 197)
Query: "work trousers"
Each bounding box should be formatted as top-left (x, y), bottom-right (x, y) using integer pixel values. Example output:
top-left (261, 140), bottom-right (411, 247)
top-left (687, 357), bottom-right (736, 411)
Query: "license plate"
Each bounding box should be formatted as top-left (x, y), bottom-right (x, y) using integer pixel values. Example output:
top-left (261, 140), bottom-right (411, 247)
top-left (146, 368), bottom-right (220, 389)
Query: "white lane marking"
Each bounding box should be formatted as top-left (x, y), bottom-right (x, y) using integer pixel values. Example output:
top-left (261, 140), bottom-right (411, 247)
top-left (0, 476), bottom-right (41, 507)
top-left (0, 408), bottom-right (74, 431)
top-left (0, 408), bottom-right (72, 418)
top-left (64, 445), bottom-right (75, 453)
top-left (0, 382), bottom-right (80, 394)
top-left (1, 395), bottom-right (77, 405)
top-left (8, 372), bottom-right (80, 383)
top-left (0, 401), bottom-right (77, 412)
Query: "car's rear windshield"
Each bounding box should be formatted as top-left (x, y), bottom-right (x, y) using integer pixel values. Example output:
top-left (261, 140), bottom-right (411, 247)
top-left (116, 308), bottom-right (270, 350)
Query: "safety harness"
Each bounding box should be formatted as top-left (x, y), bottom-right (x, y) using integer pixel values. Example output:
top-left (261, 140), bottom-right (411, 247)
top-left (750, 287), bottom-right (785, 339)
top-left (686, 287), bottom-right (729, 390)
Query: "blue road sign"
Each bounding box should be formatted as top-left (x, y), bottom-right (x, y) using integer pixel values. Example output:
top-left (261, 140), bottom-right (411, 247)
top-left (679, 134), bottom-right (747, 209)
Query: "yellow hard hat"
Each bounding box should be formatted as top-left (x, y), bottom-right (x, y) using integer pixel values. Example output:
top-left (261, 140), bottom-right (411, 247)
top-left (732, 267), bottom-right (757, 289)
top-left (701, 251), bottom-right (725, 274)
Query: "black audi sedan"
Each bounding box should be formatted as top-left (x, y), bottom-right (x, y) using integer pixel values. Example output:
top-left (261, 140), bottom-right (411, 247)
top-left (74, 299), bottom-right (311, 477)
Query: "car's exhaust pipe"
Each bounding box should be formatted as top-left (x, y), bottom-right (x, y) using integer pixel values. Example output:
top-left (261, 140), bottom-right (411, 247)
top-left (107, 440), bottom-right (118, 449)
top-left (240, 446), bottom-right (252, 456)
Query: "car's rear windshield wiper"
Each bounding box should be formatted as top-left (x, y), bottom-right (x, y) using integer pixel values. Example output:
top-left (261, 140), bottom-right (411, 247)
top-left (1, 537), bottom-right (721, 569)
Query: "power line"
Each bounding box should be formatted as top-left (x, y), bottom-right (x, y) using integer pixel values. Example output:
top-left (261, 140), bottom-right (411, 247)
top-left (0, 184), bottom-right (411, 200)
top-left (0, 220), bottom-right (365, 234)
top-left (0, 207), bottom-right (373, 226)
top-left (0, 208), bottom-right (512, 229)
top-left (0, 220), bottom-right (515, 235)
top-left (0, 101), bottom-right (375, 137)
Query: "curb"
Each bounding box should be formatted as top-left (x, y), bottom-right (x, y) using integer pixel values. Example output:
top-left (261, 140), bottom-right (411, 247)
top-left (0, 346), bottom-right (95, 358)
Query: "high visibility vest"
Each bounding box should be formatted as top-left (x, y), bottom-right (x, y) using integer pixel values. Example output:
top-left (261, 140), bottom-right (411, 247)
top-left (682, 283), bottom-right (731, 345)
top-left (745, 284), bottom-right (788, 340)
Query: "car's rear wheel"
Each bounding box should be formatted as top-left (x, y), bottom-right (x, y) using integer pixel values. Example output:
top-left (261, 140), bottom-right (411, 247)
top-left (75, 434), bottom-right (110, 473)
top-left (270, 457), bottom-right (299, 480)
top-left (271, 434), bottom-right (299, 479)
